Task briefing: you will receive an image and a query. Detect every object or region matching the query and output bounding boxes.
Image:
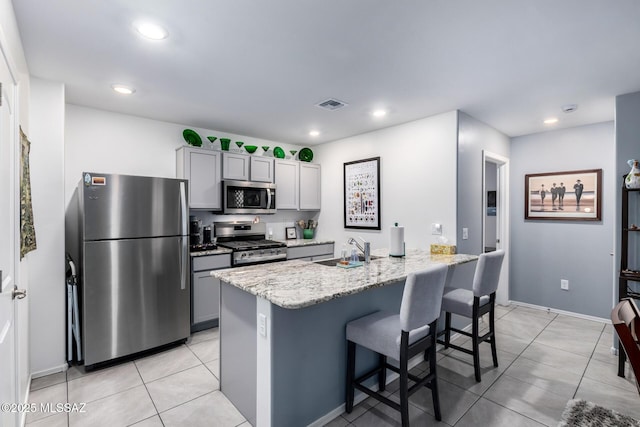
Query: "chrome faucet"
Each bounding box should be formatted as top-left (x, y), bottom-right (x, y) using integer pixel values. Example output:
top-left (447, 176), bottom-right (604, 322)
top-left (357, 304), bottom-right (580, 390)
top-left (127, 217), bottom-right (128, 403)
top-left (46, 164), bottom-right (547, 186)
top-left (347, 236), bottom-right (371, 263)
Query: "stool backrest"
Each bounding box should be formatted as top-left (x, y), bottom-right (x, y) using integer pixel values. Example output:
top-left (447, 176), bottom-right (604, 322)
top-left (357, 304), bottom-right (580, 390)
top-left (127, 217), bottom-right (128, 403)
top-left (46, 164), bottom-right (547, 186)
top-left (472, 250), bottom-right (505, 298)
top-left (400, 264), bottom-right (448, 332)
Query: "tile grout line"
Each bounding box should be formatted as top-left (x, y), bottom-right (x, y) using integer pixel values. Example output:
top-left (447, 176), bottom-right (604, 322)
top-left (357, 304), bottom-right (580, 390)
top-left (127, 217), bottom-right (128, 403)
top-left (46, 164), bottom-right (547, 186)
top-left (131, 360), bottom-right (163, 426)
top-left (451, 307), bottom-right (559, 426)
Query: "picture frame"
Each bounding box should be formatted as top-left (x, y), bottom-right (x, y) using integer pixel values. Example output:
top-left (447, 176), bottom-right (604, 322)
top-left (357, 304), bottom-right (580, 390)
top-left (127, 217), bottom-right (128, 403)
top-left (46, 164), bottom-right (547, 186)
top-left (344, 157), bottom-right (381, 230)
top-left (285, 227), bottom-right (297, 240)
top-left (525, 169), bottom-right (602, 221)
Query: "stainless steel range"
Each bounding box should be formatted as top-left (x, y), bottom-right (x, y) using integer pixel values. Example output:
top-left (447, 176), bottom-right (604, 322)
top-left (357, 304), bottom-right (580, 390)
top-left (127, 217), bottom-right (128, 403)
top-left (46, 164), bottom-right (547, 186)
top-left (215, 221), bottom-right (287, 266)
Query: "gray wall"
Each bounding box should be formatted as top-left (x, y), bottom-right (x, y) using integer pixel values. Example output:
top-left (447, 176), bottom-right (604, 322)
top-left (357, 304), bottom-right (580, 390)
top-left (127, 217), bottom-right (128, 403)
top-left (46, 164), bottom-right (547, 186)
top-left (457, 111), bottom-right (510, 255)
top-left (615, 92), bottom-right (640, 302)
top-left (510, 122), bottom-right (615, 318)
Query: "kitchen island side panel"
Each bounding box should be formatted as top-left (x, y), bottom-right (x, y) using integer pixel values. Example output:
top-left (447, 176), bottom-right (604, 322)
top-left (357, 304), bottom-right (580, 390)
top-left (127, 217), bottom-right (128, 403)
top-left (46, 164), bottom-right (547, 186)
top-left (271, 281), bottom-right (406, 427)
top-left (220, 282), bottom-right (257, 426)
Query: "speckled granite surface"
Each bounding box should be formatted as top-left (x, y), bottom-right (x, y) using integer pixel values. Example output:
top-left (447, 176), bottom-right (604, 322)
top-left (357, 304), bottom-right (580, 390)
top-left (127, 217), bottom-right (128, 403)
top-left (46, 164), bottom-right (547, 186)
top-left (190, 247), bottom-right (233, 257)
top-left (283, 239), bottom-right (335, 247)
top-left (211, 248), bottom-right (477, 309)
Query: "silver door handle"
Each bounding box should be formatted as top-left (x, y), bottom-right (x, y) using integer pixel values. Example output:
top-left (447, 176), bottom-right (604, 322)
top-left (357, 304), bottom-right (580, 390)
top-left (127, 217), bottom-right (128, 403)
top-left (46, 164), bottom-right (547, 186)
top-left (12, 286), bottom-right (26, 300)
top-left (179, 181), bottom-right (188, 235)
top-left (180, 238), bottom-right (187, 290)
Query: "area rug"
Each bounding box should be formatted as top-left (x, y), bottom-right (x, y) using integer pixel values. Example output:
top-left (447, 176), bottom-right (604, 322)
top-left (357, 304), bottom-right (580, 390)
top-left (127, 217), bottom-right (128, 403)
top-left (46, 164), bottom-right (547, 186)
top-left (559, 399), bottom-right (640, 427)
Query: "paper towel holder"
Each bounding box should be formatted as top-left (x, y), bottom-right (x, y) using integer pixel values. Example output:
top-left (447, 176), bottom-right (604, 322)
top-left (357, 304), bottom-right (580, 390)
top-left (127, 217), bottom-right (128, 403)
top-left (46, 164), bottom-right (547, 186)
top-left (389, 222), bottom-right (405, 257)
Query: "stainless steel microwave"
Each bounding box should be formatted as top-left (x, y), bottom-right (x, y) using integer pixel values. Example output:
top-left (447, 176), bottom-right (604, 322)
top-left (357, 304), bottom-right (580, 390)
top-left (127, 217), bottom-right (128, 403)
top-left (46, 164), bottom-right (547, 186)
top-left (223, 180), bottom-right (277, 214)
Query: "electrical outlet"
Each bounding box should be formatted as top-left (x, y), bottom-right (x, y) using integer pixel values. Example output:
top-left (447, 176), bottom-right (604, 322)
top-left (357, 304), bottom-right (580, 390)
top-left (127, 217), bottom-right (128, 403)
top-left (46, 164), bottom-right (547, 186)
top-left (431, 223), bottom-right (442, 235)
top-left (462, 228), bottom-right (469, 240)
top-left (561, 279), bottom-right (569, 291)
top-left (258, 313), bottom-right (267, 337)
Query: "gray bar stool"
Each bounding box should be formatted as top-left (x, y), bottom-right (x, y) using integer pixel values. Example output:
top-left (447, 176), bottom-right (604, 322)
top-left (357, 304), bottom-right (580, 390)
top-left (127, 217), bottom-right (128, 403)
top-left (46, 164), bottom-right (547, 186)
top-left (345, 264), bottom-right (448, 427)
top-left (438, 249), bottom-right (505, 382)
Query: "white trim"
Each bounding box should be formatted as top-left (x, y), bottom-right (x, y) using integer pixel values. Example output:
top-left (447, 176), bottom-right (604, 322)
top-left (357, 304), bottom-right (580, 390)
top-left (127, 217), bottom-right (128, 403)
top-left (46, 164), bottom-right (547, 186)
top-left (30, 364), bottom-right (68, 380)
top-left (482, 151), bottom-right (510, 306)
top-left (509, 300), bottom-right (610, 324)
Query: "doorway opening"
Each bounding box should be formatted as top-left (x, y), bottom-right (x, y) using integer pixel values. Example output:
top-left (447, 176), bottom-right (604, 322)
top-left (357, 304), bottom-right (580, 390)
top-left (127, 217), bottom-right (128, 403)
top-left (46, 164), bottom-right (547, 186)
top-left (482, 151), bottom-right (510, 305)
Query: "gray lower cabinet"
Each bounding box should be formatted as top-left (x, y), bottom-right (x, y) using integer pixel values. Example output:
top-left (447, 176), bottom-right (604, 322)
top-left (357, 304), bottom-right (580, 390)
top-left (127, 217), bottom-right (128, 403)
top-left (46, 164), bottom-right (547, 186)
top-left (286, 243), bottom-right (334, 261)
top-left (191, 253), bottom-right (231, 332)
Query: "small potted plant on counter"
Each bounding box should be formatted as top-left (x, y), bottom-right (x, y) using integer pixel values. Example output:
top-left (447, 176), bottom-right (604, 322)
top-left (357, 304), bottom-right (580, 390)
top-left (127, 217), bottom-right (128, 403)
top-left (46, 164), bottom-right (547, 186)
top-left (297, 219), bottom-right (317, 239)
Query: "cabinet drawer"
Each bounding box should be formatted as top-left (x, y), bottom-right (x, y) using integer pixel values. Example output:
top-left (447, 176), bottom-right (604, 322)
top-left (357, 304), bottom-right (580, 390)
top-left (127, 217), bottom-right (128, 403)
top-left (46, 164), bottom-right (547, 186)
top-left (287, 243), bottom-right (334, 260)
top-left (193, 254), bottom-right (231, 271)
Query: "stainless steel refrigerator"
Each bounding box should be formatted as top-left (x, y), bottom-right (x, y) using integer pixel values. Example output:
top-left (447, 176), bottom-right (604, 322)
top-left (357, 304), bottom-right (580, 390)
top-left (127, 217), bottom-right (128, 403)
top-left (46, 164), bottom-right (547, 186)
top-left (77, 172), bottom-right (189, 368)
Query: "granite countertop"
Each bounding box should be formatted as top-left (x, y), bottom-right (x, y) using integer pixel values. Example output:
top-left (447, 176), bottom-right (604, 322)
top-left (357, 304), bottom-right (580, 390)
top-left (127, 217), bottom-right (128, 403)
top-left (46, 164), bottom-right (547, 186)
top-left (211, 248), bottom-right (477, 309)
top-left (283, 239), bottom-right (335, 248)
top-left (190, 247), bottom-right (233, 257)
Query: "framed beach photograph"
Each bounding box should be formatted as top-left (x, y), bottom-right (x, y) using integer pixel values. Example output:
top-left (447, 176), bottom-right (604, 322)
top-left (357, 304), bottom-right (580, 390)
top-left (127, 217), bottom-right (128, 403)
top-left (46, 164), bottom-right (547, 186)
top-left (285, 227), bottom-right (297, 240)
top-left (525, 169), bottom-right (602, 221)
top-left (344, 157), bottom-right (381, 230)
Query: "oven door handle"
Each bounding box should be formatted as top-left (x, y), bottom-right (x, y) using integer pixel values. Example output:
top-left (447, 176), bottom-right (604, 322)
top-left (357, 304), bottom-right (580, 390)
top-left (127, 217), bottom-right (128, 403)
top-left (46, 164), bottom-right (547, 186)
top-left (266, 189), bottom-right (272, 209)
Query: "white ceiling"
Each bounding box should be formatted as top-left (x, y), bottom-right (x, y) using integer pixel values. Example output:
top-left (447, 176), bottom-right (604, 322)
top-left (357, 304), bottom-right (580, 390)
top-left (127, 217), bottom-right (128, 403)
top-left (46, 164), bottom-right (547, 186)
top-left (12, 0), bottom-right (640, 145)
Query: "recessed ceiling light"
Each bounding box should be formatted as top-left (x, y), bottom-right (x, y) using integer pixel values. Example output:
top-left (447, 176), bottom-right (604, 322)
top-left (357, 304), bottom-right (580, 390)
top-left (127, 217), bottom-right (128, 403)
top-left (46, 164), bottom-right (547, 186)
top-left (372, 109), bottom-right (387, 117)
top-left (134, 21), bottom-right (168, 40)
top-left (111, 84), bottom-right (136, 95)
top-left (543, 118), bottom-right (558, 124)
top-left (309, 130), bottom-right (320, 137)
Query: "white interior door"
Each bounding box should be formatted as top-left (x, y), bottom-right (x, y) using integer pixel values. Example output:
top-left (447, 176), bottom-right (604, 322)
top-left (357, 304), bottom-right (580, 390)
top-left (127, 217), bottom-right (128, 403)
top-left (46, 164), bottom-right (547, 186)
top-left (483, 151), bottom-right (510, 306)
top-left (0, 42), bottom-right (20, 427)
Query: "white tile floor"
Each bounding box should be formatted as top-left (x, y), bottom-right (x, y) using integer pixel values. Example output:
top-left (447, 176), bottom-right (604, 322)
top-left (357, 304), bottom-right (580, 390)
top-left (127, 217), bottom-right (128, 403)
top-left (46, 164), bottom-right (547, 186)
top-left (26, 305), bottom-right (640, 427)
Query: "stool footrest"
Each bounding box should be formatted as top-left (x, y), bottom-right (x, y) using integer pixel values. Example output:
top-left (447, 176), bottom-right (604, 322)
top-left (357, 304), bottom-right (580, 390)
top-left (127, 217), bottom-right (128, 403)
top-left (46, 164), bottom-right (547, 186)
top-left (353, 364), bottom-right (438, 405)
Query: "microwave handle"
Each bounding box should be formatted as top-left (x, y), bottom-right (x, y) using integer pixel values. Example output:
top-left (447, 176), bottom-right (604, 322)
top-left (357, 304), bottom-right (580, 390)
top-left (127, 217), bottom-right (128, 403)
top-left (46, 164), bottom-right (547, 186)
top-left (267, 188), bottom-right (272, 209)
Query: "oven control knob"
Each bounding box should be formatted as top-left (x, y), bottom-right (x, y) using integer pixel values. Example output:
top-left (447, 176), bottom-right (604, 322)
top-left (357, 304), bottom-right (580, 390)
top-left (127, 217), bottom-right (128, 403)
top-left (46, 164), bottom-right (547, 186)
top-left (240, 252), bottom-right (247, 258)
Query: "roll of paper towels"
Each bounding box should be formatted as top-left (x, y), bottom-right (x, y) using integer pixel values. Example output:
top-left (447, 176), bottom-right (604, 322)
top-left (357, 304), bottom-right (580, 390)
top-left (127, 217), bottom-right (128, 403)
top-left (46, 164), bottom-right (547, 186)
top-left (390, 223), bottom-right (405, 257)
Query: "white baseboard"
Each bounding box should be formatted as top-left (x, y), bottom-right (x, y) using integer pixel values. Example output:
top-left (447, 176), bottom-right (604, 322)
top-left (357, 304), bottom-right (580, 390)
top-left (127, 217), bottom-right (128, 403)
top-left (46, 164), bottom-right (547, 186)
top-left (509, 300), bottom-right (610, 324)
top-left (31, 363), bottom-right (68, 379)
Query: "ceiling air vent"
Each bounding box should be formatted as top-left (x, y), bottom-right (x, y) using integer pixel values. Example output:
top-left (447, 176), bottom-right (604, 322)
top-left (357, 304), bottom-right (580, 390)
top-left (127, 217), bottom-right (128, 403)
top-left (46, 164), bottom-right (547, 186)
top-left (316, 98), bottom-right (348, 111)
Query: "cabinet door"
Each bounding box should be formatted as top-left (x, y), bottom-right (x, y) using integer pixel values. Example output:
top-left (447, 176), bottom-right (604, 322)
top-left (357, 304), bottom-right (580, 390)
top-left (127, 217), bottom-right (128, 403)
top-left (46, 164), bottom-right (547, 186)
top-left (299, 163), bottom-right (321, 210)
top-left (250, 156), bottom-right (274, 183)
top-left (192, 271), bottom-right (220, 324)
top-left (275, 159), bottom-right (299, 209)
top-left (177, 147), bottom-right (221, 210)
top-left (222, 152), bottom-right (250, 181)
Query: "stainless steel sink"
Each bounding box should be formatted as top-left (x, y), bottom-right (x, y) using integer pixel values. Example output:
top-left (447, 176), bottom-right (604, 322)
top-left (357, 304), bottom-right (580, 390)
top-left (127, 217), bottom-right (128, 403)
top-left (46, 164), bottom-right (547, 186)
top-left (314, 255), bottom-right (383, 267)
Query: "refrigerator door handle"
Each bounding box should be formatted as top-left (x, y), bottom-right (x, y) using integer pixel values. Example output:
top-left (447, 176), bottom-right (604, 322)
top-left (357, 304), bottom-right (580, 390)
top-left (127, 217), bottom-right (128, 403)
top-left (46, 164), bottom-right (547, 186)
top-left (180, 237), bottom-right (187, 290)
top-left (179, 181), bottom-right (187, 236)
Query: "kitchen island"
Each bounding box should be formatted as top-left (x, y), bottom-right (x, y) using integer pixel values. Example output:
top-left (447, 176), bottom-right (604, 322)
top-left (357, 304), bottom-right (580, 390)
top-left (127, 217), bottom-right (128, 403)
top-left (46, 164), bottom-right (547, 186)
top-left (211, 248), bottom-right (477, 427)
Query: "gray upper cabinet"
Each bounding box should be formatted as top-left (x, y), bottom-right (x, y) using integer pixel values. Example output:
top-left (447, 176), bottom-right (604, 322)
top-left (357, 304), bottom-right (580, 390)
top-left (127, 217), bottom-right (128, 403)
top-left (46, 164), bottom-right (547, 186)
top-left (299, 163), bottom-right (321, 210)
top-left (222, 152), bottom-right (250, 181)
top-left (223, 152), bottom-right (274, 183)
top-left (250, 156), bottom-right (274, 183)
top-left (176, 147), bottom-right (221, 210)
top-left (274, 159), bottom-right (299, 209)
top-left (275, 160), bottom-right (321, 210)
